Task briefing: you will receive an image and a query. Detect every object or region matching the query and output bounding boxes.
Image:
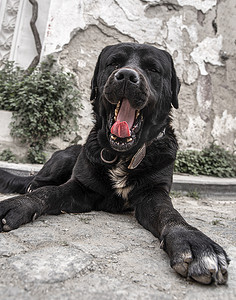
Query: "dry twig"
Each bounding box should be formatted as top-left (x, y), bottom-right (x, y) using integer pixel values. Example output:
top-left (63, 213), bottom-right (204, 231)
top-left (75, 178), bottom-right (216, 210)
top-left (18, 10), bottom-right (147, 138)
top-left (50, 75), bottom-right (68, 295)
top-left (25, 0), bottom-right (42, 75)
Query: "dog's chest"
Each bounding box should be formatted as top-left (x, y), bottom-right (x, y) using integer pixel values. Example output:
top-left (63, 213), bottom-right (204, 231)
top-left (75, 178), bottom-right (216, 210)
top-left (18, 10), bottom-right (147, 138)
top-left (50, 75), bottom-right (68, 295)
top-left (109, 160), bottom-right (133, 201)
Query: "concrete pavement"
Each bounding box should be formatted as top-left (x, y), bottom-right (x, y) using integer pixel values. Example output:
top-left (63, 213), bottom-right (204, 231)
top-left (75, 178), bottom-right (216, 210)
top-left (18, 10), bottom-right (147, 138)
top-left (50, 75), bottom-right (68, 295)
top-left (0, 192), bottom-right (235, 300)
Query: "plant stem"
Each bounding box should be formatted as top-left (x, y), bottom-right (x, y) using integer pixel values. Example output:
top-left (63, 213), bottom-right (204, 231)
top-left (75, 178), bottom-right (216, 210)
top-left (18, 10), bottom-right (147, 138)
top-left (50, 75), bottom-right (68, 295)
top-left (25, 0), bottom-right (42, 75)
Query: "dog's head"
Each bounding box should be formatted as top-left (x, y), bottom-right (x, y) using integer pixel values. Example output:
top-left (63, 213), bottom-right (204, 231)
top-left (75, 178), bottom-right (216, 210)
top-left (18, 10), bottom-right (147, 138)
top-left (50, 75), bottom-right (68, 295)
top-left (90, 43), bottom-right (180, 154)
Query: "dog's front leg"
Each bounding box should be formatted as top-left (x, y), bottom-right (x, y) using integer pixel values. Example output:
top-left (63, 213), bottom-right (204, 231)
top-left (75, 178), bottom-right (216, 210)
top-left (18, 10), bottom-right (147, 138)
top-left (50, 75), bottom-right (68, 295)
top-left (0, 180), bottom-right (95, 232)
top-left (134, 190), bottom-right (229, 285)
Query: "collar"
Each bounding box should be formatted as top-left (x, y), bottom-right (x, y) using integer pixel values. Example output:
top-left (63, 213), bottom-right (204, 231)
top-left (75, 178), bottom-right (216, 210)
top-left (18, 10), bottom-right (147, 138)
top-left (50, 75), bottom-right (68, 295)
top-left (100, 128), bottom-right (166, 169)
top-left (128, 128), bottom-right (166, 169)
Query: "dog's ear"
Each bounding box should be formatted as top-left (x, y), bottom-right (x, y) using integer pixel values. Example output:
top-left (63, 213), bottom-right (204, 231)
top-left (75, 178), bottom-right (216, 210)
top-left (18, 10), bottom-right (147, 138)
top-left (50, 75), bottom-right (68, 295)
top-left (90, 46), bottom-right (112, 102)
top-left (170, 59), bottom-right (180, 109)
top-left (90, 57), bottom-right (100, 102)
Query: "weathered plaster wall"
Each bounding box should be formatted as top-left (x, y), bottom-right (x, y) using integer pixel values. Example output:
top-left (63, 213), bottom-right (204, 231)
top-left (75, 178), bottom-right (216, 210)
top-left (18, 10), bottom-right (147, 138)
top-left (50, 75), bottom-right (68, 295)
top-left (41, 0), bottom-right (236, 151)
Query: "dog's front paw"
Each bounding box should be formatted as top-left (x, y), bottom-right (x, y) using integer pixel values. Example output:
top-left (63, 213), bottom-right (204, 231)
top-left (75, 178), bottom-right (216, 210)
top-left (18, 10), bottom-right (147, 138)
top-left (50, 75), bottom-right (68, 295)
top-left (162, 227), bottom-right (230, 285)
top-left (0, 195), bottom-right (42, 232)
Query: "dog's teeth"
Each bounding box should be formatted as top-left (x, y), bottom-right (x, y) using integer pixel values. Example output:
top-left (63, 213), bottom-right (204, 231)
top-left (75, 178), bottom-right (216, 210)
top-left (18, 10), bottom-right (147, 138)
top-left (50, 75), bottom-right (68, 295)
top-left (114, 101), bottom-right (121, 121)
top-left (111, 135), bottom-right (117, 140)
top-left (136, 110), bottom-right (140, 119)
top-left (114, 108), bottom-right (119, 119)
top-left (127, 137), bottom-right (133, 142)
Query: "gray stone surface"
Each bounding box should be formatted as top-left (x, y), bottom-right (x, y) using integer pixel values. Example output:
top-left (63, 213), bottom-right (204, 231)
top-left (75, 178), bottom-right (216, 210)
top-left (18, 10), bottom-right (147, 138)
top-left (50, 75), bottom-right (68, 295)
top-left (0, 193), bottom-right (235, 299)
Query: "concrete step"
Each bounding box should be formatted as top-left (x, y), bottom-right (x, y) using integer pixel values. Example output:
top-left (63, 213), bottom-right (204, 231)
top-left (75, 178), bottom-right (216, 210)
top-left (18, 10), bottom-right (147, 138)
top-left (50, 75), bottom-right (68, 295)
top-left (172, 174), bottom-right (236, 199)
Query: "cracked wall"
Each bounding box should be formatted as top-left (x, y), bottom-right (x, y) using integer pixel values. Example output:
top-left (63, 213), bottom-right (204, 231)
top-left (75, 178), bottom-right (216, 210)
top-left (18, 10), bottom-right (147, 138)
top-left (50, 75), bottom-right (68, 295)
top-left (43, 0), bottom-right (236, 151)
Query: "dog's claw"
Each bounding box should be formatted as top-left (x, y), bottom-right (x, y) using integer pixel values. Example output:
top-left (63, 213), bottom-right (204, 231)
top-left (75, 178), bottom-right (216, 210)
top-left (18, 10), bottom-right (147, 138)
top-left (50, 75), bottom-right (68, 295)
top-left (2, 224), bottom-right (12, 232)
top-left (160, 240), bottom-right (164, 249)
top-left (191, 274), bottom-right (212, 285)
top-left (173, 262), bottom-right (188, 277)
top-left (32, 213), bottom-right (37, 222)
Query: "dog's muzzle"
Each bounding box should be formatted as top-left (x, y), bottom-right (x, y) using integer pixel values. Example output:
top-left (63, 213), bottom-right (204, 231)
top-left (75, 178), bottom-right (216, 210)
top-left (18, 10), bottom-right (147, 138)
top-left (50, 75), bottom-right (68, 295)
top-left (104, 67), bottom-right (150, 152)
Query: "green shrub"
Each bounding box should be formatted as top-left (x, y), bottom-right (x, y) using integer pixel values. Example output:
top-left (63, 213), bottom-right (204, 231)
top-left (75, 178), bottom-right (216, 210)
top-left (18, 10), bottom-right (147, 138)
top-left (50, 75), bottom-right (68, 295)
top-left (175, 144), bottom-right (236, 178)
top-left (0, 61), bottom-right (23, 111)
top-left (0, 149), bottom-right (17, 163)
top-left (0, 57), bottom-right (82, 163)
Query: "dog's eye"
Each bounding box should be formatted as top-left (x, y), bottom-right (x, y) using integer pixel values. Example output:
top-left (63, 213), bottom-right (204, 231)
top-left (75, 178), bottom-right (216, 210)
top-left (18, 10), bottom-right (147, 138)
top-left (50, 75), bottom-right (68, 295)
top-left (148, 68), bottom-right (160, 73)
top-left (107, 62), bottom-right (119, 69)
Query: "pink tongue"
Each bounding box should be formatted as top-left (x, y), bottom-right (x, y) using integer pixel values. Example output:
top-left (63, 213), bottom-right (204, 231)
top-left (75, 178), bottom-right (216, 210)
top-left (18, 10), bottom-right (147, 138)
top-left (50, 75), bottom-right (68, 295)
top-left (111, 98), bottom-right (136, 138)
top-left (111, 120), bottom-right (130, 138)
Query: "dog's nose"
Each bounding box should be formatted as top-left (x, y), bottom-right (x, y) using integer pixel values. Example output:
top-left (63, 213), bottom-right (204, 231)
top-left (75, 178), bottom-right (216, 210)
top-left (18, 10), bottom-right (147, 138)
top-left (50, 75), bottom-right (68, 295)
top-left (115, 68), bottom-right (139, 84)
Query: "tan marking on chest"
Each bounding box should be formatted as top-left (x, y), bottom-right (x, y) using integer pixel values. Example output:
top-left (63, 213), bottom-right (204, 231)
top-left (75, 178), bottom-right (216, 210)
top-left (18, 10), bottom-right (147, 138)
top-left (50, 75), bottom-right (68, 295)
top-left (109, 160), bottom-right (134, 200)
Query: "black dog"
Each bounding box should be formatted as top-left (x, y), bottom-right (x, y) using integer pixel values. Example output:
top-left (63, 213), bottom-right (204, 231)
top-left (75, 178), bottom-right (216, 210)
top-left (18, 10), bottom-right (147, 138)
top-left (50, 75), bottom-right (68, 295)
top-left (0, 43), bottom-right (229, 285)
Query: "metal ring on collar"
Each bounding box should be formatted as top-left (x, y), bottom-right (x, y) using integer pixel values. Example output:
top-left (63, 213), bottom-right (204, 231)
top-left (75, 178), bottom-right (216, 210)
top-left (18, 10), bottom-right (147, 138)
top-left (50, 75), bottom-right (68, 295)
top-left (100, 148), bottom-right (118, 164)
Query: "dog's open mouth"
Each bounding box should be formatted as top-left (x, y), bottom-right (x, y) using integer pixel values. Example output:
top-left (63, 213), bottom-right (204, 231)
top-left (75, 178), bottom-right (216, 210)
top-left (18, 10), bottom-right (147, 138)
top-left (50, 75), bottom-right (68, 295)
top-left (108, 98), bottom-right (143, 151)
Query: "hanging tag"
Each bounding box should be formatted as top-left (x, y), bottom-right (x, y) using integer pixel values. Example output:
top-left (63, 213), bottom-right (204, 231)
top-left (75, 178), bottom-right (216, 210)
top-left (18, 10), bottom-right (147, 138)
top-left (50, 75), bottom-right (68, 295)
top-left (128, 143), bottom-right (146, 169)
